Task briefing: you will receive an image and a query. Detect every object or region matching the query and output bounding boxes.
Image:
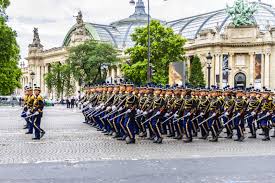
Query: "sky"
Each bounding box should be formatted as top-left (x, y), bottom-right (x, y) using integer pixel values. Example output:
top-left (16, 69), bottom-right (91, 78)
top-left (5, 0), bottom-right (275, 64)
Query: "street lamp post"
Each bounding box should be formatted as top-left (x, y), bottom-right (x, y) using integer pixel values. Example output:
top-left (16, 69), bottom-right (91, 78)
top-left (30, 71), bottom-right (35, 92)
top-left (206, 52), bottom-right (213, 89)
top-left (129, 0), bottom-right (152, 83)
top-left (130, 0), bottom-right (167, 83)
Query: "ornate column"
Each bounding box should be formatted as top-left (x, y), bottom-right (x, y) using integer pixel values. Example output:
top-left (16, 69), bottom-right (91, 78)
top-left (44, 64), bottom-right (49, 97)
top-left (111, 67), bottom-right (115, 83)
top-left (249, 52), bottom-right (254, 85)
top-left (215, 54), bottom-right (220, 87)
top-left (219, 54), bottom-right (223, 88)
top-left (228, 53), bottom-right (234, 87)
top-left (117, 64), bottom-right (121, 77)
top-left (41, 65), bottom-right (45, 94)
top-left (264, 52), bottom-right (270, 88)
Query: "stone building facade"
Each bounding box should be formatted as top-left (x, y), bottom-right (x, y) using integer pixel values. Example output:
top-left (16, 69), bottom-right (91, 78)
top-left (21, 0), bottom-right (275, 97)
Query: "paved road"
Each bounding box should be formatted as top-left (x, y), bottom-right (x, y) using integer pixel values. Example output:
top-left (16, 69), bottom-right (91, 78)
top-left (1, 106), bottom-right (275, 182)
top-left (0, 156), bottom-right (275, 183)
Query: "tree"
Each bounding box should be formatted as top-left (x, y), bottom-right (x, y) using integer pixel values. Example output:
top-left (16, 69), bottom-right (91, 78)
top-left (189, 55), bottom-right (205, 88)
top-left (67, 40), bottom-right (119, 85)
top-left (0, 1), bottom-right (22, 95)
top-left (122, 20), bottom-right (186, 85)
top-left (44, 63), bottom-right (74, 99)
top-left (0, 0), bottom-right (10, 10)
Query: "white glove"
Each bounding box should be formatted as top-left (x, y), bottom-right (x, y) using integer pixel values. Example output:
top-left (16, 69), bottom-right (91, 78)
top-left (26, 110), bottom-right (31, 116)
top-left (267, 112), bottom-right (271, 116)
top-left (149, 109), bottom-right (153, 113)
top-left (112, 105), bottom-right (117, 111)
top-left (34, 111), bottom-right (39, 116)
top-left (140, 110), bottom-right (144, 113)
top-left (225, 112), bottom-right (229, 116)
top-left (101, 105), bottom-right (105, 109)
top-left (143, 111), bottom-right (148, 115)
top-left (106, 106), bottom-right (111, 111)
top-left (212, 113), bottom-right (216, 117)
top-left (251, 112), bottom-right (256, 116)
top-left (174, 113), bottom-right (179, 118)
top-left (237, 113), bottom-right (241, 116)
top-left (187, 112), bottom-right (191, 116)
top-left (164, 113), bottom-right (170, 117)
top-left (118, 107), bottom-right (123, 111)
top-left (156, 111), bottom-right (161, 116)
top-left (126, 109), bottom-right (131, 113)
top-left (137, 109), bottom-right (141, 114)
top-left (200, 112), bottom-right (204, 116)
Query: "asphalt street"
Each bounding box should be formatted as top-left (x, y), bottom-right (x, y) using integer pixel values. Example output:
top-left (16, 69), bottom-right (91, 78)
top-left (1, 106), bottom-right (275, 183)
top-left (0, 156), bottom-right (275, 183)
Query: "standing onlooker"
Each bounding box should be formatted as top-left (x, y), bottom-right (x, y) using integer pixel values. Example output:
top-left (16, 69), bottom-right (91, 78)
top-left (66, 97), bottom-right (71, 108)
top-left (71, 97), bottom-right (75, 108)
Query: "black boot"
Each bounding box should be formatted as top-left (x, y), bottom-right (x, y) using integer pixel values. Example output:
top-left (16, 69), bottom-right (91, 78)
top-left (209, 136), bottom-right (218, 142)
top-left (262, 128), bottom-right (270, 141)
top-left (183, 137), bottom-right (192, 143)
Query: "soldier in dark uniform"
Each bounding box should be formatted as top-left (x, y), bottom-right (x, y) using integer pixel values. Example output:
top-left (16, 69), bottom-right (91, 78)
top-left (246, 90), bottom-right (261, 138)
top-left (222, 90), bottom-right (235, 139)
top-left (114, 84), bottom-right (128, 140)
top-left (140, 86), bottom-right (155, 139)
top-left (259, 91), bottom-right (273, 141)
top-left (149, 86), bottom-right (166, 143)
top-left (232, 90), bottom-right (247, 141)
top-left (32, 86), bottom-right (45, 140)
top-left (208, 90), bottom-right (223, 142)
top-left (122, 84), bottom-right (138, 144)
top-left (197, 89), bottom-right (210, 139)
top-left (181, 89), bottom-right (196, 143)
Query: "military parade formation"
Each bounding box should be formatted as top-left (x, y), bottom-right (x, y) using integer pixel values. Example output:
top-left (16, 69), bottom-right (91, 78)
top-left (80, 83), bottom-right (275, 144)
top-left (21, 86), bottom-right (45, 140)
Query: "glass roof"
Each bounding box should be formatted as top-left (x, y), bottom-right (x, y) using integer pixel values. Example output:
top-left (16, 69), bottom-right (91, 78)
top-left (63, 1), bottom-right (275, 48)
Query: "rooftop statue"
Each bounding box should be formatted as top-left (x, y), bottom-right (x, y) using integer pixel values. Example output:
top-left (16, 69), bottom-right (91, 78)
top-left (76, 11), bottom-right (84, 25)
top-left (226, 0), bottom-right (258, 27)
top-left (29, 27), bottom-right (43, 48)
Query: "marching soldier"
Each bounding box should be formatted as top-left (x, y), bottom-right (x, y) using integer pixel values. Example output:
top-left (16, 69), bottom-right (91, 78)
top-left (197, 89), bottom-right (210, 139)
top-left (181, 89), bottom-right (196, 143)
top-left (207, 90), bottom-right (223, 142)
top-left (258, 91), bottom-right (273, 141)
top-left (222, 90), bottom-right (235, 139)
top-left (232, 90), bottom-right (247, 142)
top-left (246, 90), bottom-right (261, 138)
top-left (32, 86), bottom-right (45, 140)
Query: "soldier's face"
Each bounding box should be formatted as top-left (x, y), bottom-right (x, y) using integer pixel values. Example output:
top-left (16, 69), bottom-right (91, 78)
top-left (120, 86), bottom-right (126, 92)
top-left (34, 90), bottom-right (40, 95)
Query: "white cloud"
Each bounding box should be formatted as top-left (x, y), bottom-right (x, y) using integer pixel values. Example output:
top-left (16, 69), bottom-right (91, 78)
top-left (5, 0), bottom-right (275, 63)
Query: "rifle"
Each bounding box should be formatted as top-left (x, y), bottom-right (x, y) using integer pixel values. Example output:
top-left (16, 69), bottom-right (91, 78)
top-left (141, 112), bottom-right (160, 125)
top-left (173, 113), bottom-right (191, 123)
top-left (109, 110), bottom-right (128, 121)
top-left (101, 98), bottom-right (127, 119)
top-left (223, 113), bottom-right (240, 126)
top-left (161, 111), bottom-right (179, 124)
top-left (198, 114), bottom-right (217, 126)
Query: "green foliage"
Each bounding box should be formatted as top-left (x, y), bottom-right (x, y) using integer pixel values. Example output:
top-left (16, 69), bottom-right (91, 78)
top-left (123, 20), bottom-right (186, 85)
top-left (0, 16), bottom-right (22, 95)
top-left (189, 55), bottom-right (205, 88)
top-left (0, 0), bottom-right (10, 10)
top-left (67, 40), bottom-right (119, 84)
top-left (44, 63), bottom-right (74, 99)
